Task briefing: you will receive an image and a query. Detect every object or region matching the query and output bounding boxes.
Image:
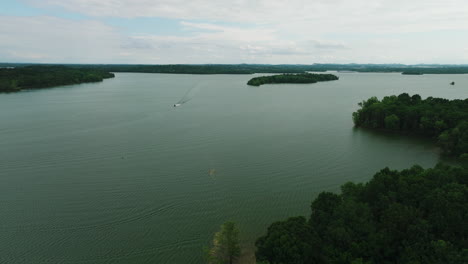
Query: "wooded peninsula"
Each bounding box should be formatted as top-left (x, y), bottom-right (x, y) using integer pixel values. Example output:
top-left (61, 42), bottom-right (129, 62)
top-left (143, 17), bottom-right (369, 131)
top-left (0, 66), bottom-right (115, 93)
top-left (352, 93), bottom-right (468, 158)
top-left (255, 164), bottom-right (467, 264)
top-left (247, 73), bottom-right (339, 86)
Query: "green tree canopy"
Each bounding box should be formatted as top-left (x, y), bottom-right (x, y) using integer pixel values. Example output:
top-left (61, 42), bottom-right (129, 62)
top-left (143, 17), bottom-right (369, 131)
top-left (256, 164), bottom-right (468, 264)
top-left (0, 66), bottom-right (114, 93)
top-left (207, 221), bottom-right (241, 264)
top-left (247, 73), bottom-right (338, 86)
top-left (352, 93), bottom-right (468, 157)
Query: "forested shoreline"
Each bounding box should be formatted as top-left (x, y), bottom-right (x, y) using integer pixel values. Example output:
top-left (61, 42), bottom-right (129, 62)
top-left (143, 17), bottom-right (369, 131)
top-left (87, 64), bottom-right (468, 74)
top-left (0, 66), bottom-right (115, 93)
top-left (3, 63), bottom-right (468, 75)
top-left (254, 93), bottom-right (468, 264)
top-left (247, 73), bottom-right (339, 86)
top-left (352, 93), bottom-right (468, 157)
top-left (255, 164), bottom-right (468, 264)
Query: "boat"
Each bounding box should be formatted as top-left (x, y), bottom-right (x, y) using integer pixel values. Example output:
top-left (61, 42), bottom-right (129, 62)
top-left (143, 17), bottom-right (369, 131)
top-left (174, 103), bottom-right (181, 107)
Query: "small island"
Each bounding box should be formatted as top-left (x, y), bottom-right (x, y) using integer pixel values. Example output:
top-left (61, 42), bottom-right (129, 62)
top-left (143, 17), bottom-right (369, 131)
top-left (402, 71), bottom-right (423, 75)
top-left (0, 66), bottom-right (115, 93)
top-left (247, 73), bottom-right (339, 86)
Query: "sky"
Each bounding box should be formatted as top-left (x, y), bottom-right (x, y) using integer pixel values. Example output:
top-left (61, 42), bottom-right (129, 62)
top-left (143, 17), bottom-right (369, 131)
top-left (1, 0), bottom-right (468, 64)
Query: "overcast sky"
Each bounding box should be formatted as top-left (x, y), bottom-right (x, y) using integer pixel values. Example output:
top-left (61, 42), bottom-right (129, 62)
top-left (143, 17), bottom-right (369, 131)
top-left (1, 0), bottom-right (468, 64)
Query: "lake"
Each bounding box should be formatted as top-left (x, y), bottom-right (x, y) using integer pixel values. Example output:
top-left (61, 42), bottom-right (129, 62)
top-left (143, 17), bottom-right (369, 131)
top-left (1, 72), bottom-right (467, 263)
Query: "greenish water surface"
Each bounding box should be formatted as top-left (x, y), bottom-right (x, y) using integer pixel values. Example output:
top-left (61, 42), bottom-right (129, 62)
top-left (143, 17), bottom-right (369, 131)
top-left (1, 72), bottom-right (467, 263)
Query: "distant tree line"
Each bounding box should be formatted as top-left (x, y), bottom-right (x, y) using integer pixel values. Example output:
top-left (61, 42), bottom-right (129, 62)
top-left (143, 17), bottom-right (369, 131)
top-left (255, 164), bottom-right (468, 264)
top-left (247, 73), bottom-right (339, 86)
top-left (2, 64), bottom-right (468, 75)
top-left (89, 64), bottom-right (468, 75)
top-left (90, 64), bottom-right (330, 74)
top-left (311, 64), bottom-right (468, 74)
top-left (352, 93), bottom-right (468, 157)
top-left (0, 66), bottom-right (114, 93)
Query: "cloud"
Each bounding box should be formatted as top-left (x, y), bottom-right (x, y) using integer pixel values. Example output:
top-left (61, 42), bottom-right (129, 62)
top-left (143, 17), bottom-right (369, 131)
top-left (309, 40), bottom-right (347, 50)
top-left (180, 21), bottom-right (276, 42)
top-left (120, 38), bottom-right (154, 50)
top-left (26, 0), bottom-right (468, 33)
top-left (126, 22), bottom-right (326, 62)
top-left (0, 15), bottom-right (310, 63)
top-left (7, 51), bottom-right (48, 60)
top-left (4, 1), bottom-right (468, 64)
top-left (0, 16), bottom-right (120, 62)
top-left (180, 21), bottom-right (225, 32)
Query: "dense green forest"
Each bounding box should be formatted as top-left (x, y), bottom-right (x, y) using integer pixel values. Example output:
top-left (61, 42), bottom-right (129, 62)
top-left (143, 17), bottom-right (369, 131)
top-left (0, 66), bottom-right (114, 92)
top-left (93, 64), bottom-right (324, 74)
top-left (63, 64), bottom-right (468, 75)
top-left (3, 63), bottom-right (468, 74)
top-left (401, 72), bottom-right (423, 75)
top-left (58, 64), bottom-right (468, 75)
top-left (255, 164), bottom-right (468, 264)
top-left (352, 94), bottom-right (468, 157)
top-left (247, 73), bottom-right (339, 86)
top-left (311, 64), bottom-right (468, 74)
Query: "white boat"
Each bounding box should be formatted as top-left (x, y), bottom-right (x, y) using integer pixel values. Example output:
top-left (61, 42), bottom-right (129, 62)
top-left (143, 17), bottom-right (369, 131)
top-left (174, 103), bottom-right (181, 107)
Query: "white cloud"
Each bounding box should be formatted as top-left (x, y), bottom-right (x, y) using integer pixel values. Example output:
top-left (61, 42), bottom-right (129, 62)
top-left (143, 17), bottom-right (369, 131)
top-left (0, 16), bottom-right (170, 63)
top-left (0, 16), bottom-right (124, 63)
top-left (0, 15), bottom-right (344, 64)
top-left (125, 22), bottom-right (349, 63)
top-left (27, 0), bottom-right (468, 33)
top-left (4, 1), bottom-right (468, 63)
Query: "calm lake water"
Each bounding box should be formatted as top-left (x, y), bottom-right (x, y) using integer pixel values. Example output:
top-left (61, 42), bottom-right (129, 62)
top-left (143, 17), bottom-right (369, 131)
top-left (1, 72), bottom-right (467, 263)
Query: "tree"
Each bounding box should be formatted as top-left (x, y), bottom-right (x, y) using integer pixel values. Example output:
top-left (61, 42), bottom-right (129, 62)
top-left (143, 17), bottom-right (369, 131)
top-left (207, 221), bottom-right (241, 264)
top-left (384, 114), bottom-right (400, 130)
top-left (461, 153), bottom-right (468, 168)
top-left (256, 216), bottom-right (321, 264)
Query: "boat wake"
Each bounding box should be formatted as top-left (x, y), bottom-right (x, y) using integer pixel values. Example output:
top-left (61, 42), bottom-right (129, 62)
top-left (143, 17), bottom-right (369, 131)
top-left (173, 83), bottom-right (201, 107)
